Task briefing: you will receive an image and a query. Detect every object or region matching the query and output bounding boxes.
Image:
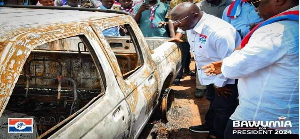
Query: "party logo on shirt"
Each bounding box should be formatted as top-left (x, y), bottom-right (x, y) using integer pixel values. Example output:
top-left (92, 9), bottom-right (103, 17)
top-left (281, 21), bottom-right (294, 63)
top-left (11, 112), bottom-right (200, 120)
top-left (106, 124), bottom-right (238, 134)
top-left (199, 34), bottom-right (207, 44)
top-left (8, 118), bottom-right (33, 133)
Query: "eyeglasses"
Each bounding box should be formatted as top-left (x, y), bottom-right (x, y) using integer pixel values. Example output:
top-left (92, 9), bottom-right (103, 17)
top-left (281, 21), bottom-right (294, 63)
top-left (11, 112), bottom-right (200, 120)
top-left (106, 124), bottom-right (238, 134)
top-left (250, 0), bottom-right (261, 8)
top-left (171, 13), bottom-right (194, 25)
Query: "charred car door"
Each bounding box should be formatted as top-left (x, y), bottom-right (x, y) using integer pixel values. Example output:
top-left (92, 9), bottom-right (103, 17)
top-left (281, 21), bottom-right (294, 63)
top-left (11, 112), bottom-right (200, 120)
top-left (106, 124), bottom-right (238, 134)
top-left (91, 18), bottom-right (159, 138)
top-left (0, 25), bottom-right (131, 138)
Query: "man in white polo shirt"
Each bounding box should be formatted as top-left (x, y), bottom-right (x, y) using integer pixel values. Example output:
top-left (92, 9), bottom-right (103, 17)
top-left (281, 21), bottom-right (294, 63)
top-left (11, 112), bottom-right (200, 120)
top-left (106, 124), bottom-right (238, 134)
top-left (170, 2), bottom-right (240, 139)
top-left (202, 0), bottom-right (299, 138)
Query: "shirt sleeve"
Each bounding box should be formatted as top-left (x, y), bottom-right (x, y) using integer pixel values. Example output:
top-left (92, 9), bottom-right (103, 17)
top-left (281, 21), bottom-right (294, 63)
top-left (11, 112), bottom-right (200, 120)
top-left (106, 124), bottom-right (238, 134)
top-left (239, 4), bottom-right (262, 37)
top-left (133, 4), bottom-right (141, 15)
top-left (222, 6), bottom-right (231, 23)
top-left (240, 25), bottom-right (250, 38)
top-left (213, 28), bottom-right (237, 62)
top-left (211, 27), bottom-right (239, 87)
top-left (176, 28), bottom-right (186, 34)
top-left (221, 24), bottom-right (288, 79)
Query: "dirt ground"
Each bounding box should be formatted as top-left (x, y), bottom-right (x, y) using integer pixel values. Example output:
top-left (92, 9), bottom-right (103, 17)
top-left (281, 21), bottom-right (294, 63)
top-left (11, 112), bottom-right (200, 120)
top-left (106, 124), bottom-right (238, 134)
top-left (139, 60), bottom-right (210, 139)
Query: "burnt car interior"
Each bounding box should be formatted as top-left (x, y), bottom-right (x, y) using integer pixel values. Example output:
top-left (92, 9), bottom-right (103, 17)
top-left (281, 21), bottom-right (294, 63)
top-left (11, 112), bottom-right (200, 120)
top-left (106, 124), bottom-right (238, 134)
top-left (3, 35), bottom-right (106, 136)
top-left (103, 24), bottom-right (144, 79)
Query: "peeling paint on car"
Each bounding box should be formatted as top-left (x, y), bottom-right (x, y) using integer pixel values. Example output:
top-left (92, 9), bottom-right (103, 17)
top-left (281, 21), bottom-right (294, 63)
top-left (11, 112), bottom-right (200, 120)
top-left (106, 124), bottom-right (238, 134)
top-left (0, 7), bottom-right (181, 139)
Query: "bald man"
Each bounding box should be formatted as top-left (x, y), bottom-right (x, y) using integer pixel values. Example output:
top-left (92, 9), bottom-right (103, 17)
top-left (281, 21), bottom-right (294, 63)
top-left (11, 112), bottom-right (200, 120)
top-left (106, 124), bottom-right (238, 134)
top-left (170, 2), bottom-right (240, 139)
top-left (202, 0), bottom-right (299, 138)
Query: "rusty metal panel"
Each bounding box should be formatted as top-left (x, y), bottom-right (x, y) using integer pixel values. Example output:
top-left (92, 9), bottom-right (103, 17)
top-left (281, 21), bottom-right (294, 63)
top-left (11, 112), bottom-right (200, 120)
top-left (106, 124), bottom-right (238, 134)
top-left (45, 27), bottom-right (129, 138)
top-left (106, 36), bottom-right (136, 53)
top-left (145, 37), bottom-right (170, 50)
top-left (0, 23), bottom-right (85, 116)
top-left (89, 16), bottom-right (142, 96)
top-left (89, 15), bottom-right (166, 99)
top-left (0, 7), bottom-right (124, 116)
top-left (0, 7), bottom-right (182, 139)
top-left (151, 42), bottom-right (182, 94)
top-left (89, 15), bottom-right (181, 138)
top-left (89, 16), bottom-right (170, 139)
top-left (1, 22), bottom-right (129, 139)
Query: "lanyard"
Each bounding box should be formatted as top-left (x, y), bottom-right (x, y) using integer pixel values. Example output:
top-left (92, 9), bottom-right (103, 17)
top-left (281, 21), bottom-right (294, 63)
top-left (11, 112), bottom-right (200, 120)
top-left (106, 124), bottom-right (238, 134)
top-left (121, 6), bottom-right (134, 15)
top-left (227, 0), bottom-right (247, 18)
top-left (150, 4), bottom-right (159, 28)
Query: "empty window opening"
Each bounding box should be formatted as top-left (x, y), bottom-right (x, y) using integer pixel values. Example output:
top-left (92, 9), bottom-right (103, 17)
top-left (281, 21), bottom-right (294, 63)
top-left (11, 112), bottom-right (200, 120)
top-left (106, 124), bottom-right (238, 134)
top-left (2, 35), bottom-right (105, 138)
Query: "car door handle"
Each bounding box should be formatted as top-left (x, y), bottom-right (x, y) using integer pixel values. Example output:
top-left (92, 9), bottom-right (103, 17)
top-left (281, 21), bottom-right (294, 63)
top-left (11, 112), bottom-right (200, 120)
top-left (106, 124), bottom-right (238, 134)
top-left (112, 105), bottom-right (125, 122)
top-left (148, 74), bottom-right (154, 81)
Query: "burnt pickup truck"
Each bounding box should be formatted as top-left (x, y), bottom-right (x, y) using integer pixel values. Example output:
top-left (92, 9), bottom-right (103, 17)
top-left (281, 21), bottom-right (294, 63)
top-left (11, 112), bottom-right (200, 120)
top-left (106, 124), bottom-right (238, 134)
top-left (0, 6), bottom-right (181, 139)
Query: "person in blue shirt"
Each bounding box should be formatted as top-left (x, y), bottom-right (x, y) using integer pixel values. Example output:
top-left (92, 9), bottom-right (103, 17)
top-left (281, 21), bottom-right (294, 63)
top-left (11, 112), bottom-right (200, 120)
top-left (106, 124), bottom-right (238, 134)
top-left (55, 0), bottom-right (79, 7)
top-left (99, 0), bottom-right (121, 36)
top-left (133, 0), bottom-right (173, 37)
top-left (222, 0), bottom-right (262, 38)
top-left (99, 0), bottom-right (115, 9)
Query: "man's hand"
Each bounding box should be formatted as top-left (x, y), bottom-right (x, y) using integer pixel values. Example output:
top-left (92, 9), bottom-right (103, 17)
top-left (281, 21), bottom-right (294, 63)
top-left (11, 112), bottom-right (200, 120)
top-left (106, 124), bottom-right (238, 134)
top-left (138, 3), bottom-right (150, 13)
top-left (158, 21), bottom-right (167, 28)
top-left (214, 86), bottom-right (233, 97)
top-left (235, 45), bottom-right (242, 51)
top-left (168, 37), bottom-right (184, 42)
top-left (202, 61), bottom-right (223, 76)
top-left (119, 25), bottom-right (127, 35)
top-left (134, 3), bottom-right (150, 23)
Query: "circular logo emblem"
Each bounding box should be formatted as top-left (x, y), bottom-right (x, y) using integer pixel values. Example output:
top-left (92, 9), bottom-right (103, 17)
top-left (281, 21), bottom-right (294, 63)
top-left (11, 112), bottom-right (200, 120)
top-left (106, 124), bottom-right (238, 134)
top-left (15, 122), bottom-right (26, 130)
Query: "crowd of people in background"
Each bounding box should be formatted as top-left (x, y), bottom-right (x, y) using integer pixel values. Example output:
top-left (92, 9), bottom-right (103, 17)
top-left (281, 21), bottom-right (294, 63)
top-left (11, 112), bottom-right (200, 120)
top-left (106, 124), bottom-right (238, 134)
top-left (0, 0), bottom-right (299, 139)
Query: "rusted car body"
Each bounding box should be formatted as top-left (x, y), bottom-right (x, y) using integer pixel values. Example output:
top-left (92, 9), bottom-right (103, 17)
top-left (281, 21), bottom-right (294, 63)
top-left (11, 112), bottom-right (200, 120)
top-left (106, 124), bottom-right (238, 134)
top-left (0, 6), bottom-right (181, 139)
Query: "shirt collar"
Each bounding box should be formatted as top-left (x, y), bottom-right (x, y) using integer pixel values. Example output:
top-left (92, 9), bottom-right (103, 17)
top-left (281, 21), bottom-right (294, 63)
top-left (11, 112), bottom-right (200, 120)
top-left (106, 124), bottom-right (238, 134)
top-left (192, 12), bottom-right (207, 34)
top-left (287, 5), bottom-right (299, 11)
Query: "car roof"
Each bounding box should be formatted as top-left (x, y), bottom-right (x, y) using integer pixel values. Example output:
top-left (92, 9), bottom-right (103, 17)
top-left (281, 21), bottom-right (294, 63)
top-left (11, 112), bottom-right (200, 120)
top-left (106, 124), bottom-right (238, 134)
top-left (0, 6), bottom-right (127, 50)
